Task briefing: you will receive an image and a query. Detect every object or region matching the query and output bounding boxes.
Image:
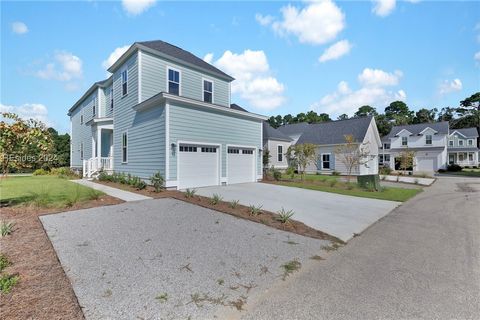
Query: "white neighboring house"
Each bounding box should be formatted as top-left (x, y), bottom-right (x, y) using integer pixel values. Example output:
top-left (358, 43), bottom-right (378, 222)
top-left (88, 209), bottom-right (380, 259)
top-left (262, 122), bottom-right (293, 169)
top-left (276, 116), bottom-right (381, 175)
top-left (447, 127), bottom-right (479, 166)
top-left (380, 121), bottom-right (449, 173)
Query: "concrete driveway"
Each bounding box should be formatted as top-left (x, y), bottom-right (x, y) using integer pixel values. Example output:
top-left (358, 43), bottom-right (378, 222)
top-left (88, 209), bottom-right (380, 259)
top-left (40, 198), bottom-right (329, 320)
top-left (196, 183), bottom-right (401, 242)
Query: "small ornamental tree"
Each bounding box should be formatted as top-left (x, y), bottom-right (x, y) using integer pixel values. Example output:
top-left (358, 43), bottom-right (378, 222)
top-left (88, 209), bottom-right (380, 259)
top-left (263, 149), bottom-right (271, 170)
top-left (0, 112), bottom-right (53, 176)
top-left (286, 143), bottom-right (316, 180)
top-left (334, 134), bottom-right (371, 182)
top-left (398, 148), bottom-right (416, 175)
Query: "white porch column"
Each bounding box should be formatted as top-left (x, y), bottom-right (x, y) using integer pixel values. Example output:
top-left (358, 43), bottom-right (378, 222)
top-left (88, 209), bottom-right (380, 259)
top-left (97, 128), bottom-right (102, 168)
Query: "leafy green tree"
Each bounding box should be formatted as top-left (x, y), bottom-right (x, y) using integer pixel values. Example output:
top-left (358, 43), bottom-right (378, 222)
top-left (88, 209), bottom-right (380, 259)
top-left (354, 105), bottom-right (378, 117)
top-left (267, 116), bottom-right (280, 128)
top-left (294, 112), bottom-right (307, 123)
top-left (285, 143), bottom-right (316, 180)
top-left (385, 101), bottom-right (414, 125)
top-left (334, 134), bottom-right (371, 182)
top-left (375, 114), bottom-right (393, 137)
top-left (413, 108), bottom-right (437, 124)
top-left (47, 128), bottom-right (70, 168)
top-left (337, 114), bottom-right (349, 120)
top-left (457, 92), bottom-right (480, 128)
top-left (283, 114), bottom-right (293, 125)
top-left (318, 113), bottom-right (331, 122)
top-left (437, 107), bottom-right (456, 122)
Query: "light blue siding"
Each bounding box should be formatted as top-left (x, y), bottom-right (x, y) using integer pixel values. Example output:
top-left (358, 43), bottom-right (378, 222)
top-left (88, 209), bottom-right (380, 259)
top-left (70, 91), bottom-right (97, 168)
top-left (168, 103), bottom-right (262, 180)
top-left (112, 52), bottom-right (166, 179)
top-left (141, 51), bottom-right (229, 107)
top-left (103, 84), bottom-right (114, 118)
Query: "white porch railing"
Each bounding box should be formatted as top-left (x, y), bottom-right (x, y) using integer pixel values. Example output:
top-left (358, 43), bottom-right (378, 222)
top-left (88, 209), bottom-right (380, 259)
top-left (83, 157), bottom-right (113, 178)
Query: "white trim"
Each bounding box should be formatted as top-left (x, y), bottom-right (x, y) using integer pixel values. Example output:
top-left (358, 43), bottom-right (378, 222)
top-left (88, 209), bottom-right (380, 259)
top-left (449, 130), bottom-right (467, 138)
top-left (166, 65), bottom-right (182, 96)
top-left (396, 129), bottom-right (413, 136)
top-left (401, 136), bottom-right (408, 146)
top-left (138, 49), bottom-right (142, 104)
top-left (121, 131), bottom-right (128, 163)
top-left (165, 103), bottom-right (170, 180)
top-left (121, 68), bottom-right (128, 97)
top-left (165, 180), bottom-right (178, 187)
top-left (277, 145), bottom-right (283, 162)
top-left (419, 127), bottom-right (438, 135)
top-left (97, 87), bottom-right (102, 117)
top-left (226, 143), bottom-right (257, 184)
top-left (321, 153), bottom-right (332, 170)
top-left (458, 140), bottom-right (464, 146)
top-left (201, 77), bottom-right (214, 104)
top-left (467, 139), bottom-right (474, 146)
top-left (228, 82), bottom-right (231, 108)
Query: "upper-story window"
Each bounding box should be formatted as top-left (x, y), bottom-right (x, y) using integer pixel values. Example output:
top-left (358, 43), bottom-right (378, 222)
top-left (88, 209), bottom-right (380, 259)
top-left (425, 134), bottom-right (432, 145)
top-left (92, 101), bottom-right (96, 117)
top-left (80, 114), bottom-right (83, 125)
top-left (401, 136), bottom-right (408, 146)
top-left (203, 79), bottom-right (213, 103)
top-left (448, 140), bottom-right (454, 147)
top-left (468, 139), bottom-right (473, 146)
top-left (121, 70), bottom-right (128, 96)
top-left (168, 68), bottom-right (180, 95)
top-left (110, 88), bottom-right (114, 111)
top-left (383, 143), bottom-right (390, 150)
top-left (459, 140), bottom-right (464, 146)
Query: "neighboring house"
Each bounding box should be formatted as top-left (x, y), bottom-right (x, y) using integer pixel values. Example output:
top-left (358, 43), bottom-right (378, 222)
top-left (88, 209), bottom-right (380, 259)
top-left (262, 122), bottom-right (293, 169)
top-left (275, 116), bottom-right (381, 175)
top-left (380, 121), bottom-right (449, 173)
top-left (69, 40), bottom-right (267, 189)
top-left (447, 127), bottom-right (479, 166)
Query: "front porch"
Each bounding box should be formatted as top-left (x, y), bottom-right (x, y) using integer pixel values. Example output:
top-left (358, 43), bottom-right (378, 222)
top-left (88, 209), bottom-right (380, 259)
top-left (83, 118), bottom-right (114, 177)
top-left (448, 151), bottom-right (479, 167)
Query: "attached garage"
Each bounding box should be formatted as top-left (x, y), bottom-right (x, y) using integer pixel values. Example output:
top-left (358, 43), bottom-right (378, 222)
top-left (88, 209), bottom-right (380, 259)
top-left (177, 144), bottom-right (220, 189)
top-left (227, 147), bottom-right (256, 184)
top-left (416, 156), bottom-right (437, 172)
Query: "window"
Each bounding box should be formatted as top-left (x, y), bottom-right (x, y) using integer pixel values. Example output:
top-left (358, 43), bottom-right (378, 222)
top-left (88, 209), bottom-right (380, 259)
top-left (80, 114), bottom-right (83, 124)
top-left (242, 149), bottom-right (253, 155)
top-left (203, 80), bottom-right (213, 103)
top-left (168, 68), bottom-right (180, 95)
top-left (469, 153), bottom-right (474, 161)
top-left (228, 148), bottom-right (240, 154)
top-left (322, 154), bottom-right (331, 169)
top-left (179, 146), bottom-right (197, 152)
top-left (459, 153), bottom-right (466, 161)
top-left (110, 88), bottom-right (114, 111)
top-left (122, 132), bottom-right (128, 163)
top-left (277, 145), bottom-right (283, 162)
top-left (401, 136), bottom-right (408, 146)
top-left (384, 154), bottom-right (391, 162)
top-left (92, 101), bottom-right (96, 117)
top-left (121, 70), bottom-right (128, 96)
top-left (201, 147), bottom-right (216, 153)
top-left (425, 134), bottom-right (432, 145)
top-left (379, 155), bottom-right (384, 164)
top-left (383, 143), bottom-right (390, 150)
top-left (459, 140), bottom-right (464, 146)
top-left (80, 143), bottom-right (84, 160)
top-left (468, 139), bottom-right (473, 146)
top-left (448, 140), bottom-right (454, 147)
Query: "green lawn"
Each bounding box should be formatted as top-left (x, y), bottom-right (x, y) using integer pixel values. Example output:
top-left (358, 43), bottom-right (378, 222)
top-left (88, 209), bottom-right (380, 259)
top-left (277, 174), bottom-right (421, 202)
top-left (444, 169), bottom-right (480, 177)
top-left (0, 175), bottom-right (103, 207)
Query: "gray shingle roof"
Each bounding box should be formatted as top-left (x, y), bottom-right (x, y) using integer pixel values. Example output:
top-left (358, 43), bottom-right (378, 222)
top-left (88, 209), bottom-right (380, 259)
top-left (230, 103), bottom-right (248, 112)
top-left (263, 122), bottom-right (293, 142)
top-left (138, 40), bottom-right (234, 81)
top-left (451, 127), bottom-right (479, 138)
top-left (277, 122), bottom-right (310, 137)
top-left (296, 116), bottom-right (373, 145)
top-left (447, 147), bottom-right (480, 152)
top-left (386, 121), bottom-right (449, 138)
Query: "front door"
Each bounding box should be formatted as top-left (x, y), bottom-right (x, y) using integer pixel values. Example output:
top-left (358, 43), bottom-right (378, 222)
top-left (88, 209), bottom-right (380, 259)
top-left (448, 153), bottom-right (456, 165)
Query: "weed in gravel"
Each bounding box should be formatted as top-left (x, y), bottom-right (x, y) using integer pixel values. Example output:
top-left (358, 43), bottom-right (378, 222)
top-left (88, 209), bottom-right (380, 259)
top-left (210, 193), bottom-right (223, 205)
top-left (102, 289), bottom-right (112, 298)
top-left (0, 221), bottom-right (15, 237)
top-left (0, 254), bottom-right (11, 272)
top-left (180, 263), bottom-right (193, 273)
top-left (217, 278), bottom-right (224, 285)
top-left (187, 293), bottom-right (227, 308)
top-left (259, 265), bottom-right (270, 276)
top-left (281, 260), bottom-right (301, 280)
top-left (0, 274), bottom-right (19, 294)
top-left (248, 204), bottom-right (263, 216)
top-left (276, 208), bottom-right (295, 223)
top-left (239, 282), bottom-right (257, 294)
top-left (229, 199), bottom-right (240, 209)
top-left (321, 242), bottom-right (343, 251)
top-left (155, 292), bottom-right (168, 303)
top-left (227, 296), bottom-right (247, 310)
top-left (310, 255), bottom-right (325, 261)
top-left (283, 240), bottom-right (299, 245)
top-left (184, 188), bottom-right (197, 198)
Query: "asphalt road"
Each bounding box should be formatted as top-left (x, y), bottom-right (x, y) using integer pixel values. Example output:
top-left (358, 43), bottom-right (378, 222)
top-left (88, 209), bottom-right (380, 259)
top-left (235, 176), bottom-right (480, 320)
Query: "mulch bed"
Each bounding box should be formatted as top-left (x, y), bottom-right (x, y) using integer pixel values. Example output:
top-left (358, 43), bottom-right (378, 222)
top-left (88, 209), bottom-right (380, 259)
top-left (0, 195), bottom-right (122, 320)
top-left (95, 180), bottom-right (343, 244)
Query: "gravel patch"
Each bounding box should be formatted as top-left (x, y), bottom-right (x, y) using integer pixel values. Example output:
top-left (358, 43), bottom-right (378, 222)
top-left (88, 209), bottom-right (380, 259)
top-left (40, 198), bottom-right (329, 320)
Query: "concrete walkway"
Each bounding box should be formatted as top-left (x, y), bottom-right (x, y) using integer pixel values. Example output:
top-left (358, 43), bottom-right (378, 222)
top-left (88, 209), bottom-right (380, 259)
top-left (71, 179), bottom-right (151, 202)
top-left (196, 183), bottom-right (400, 242)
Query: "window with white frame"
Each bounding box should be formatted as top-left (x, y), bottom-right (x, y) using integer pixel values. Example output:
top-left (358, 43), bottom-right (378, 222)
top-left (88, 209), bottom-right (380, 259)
top-left (385, 154), bottom-right (391, 162)
top-left (121, 70), bottom-right (128, 96)
top-left (425, 134), bottom-right (432, 145)
top-left (468, 139), bottom-right (473, 146)
top-left (383, 143), bottom-right (390, 149)
top-left (168, 68), bottom-right (180, 95)
top-left (92, 100), bottom-right (96, 117)
top-left (379, 155), bottom-right (384, 164)
top-left (459, 140), bottom-right (464, 146)
top-left (80, 143), bottom-right (84, 160)
top-left (322, 154), bottom-right (331, 169)
top-left (401, 136), bottom-right (408, 146)
top-left (110, 88), bottom-right (114, 110)
top-left (122, 132), bottom-right (128, 163)
top-left (468, 153), bottom-right (474, 161)
top-left (448, 140), bottom-right (454, 146)
top-left (203, 79), bottom-right (213, 103)
top-left (277, 145), bottom-right (283, 162)
top-left (80, 114), bottom-right (83, 125)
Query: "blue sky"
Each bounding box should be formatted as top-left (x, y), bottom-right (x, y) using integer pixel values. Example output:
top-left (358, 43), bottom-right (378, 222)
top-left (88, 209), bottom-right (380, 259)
top-left (1, 0), bottom-right (479, 133)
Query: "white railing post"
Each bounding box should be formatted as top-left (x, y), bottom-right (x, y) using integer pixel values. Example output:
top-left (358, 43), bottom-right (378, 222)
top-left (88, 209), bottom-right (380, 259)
top-left (83, 160), bottom-right (86, 177)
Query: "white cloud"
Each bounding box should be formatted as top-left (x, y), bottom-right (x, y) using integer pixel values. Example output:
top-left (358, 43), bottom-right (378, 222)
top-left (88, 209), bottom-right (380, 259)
top-left (203, 53), bottom-right (214, 64)
top-left (258, 0), bottom-right (345, 45)
top-left (122, 0), bottom-right (156, 15)
top-left (318, 39), bottom-right (352, 63)
top-left (475, 51), bottom-right (480, 63)
top-left (358, 68), bottom-right (403, 87)
top-left (102, 45), bottom-right (130, 71)
top-left (12, 21), bottom-right (28, 34)
top-left (311, 68), bottom-right (406, 116)
top-left (372, 0), bottom-right (396, 17)
top-left (0, 103), bottom-right (52, 127)
top-left (206, 50), bottom-right (286, 110)
top-left (36, 51), bottom-right (83, 83)
top-left (438, 78), bottom-right (462, 95)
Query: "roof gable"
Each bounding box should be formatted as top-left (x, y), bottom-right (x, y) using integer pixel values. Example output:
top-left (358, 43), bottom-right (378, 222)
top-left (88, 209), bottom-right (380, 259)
top-left (387, 121), bottom-right (449, 138)
top-left (450, 127), bottom-right (479, 138)
top-left (263, 122), bottom-right (293, 142)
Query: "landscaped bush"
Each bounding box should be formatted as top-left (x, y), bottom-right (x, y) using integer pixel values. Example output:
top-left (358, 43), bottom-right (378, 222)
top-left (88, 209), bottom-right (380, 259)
top-left (150, 172), bottom-right (164, 192)
top-left (33, 168), bottom-right (49, 176)
top-left (97, 172), bottom-right (146, 189)
top-left (379, 166), bottom-right (392, 175)
top-left (286, 167), bottom-right (295, 180)
top-left (273, 169), bottom-right (282, 181)
top-left (331, 171), bottom-right (340, 176)
top-left (447, 164), bottom-right (462, 172)
top-left (437, 168), bottom-right (446, 173)
top-left (357, 174), bottom-right (381, 191)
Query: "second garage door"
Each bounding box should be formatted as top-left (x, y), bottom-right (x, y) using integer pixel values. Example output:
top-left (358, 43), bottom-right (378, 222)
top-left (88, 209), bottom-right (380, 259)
top-left (178, 144), bottom-right (219, 189)
top-left (227, 147), bottom-right (255, 184)
top-left (416, 156), bottom-right (437, 172)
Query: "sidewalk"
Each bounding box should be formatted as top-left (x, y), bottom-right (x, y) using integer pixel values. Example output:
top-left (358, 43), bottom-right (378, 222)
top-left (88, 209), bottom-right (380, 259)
top-left (71, 179), bottom-right (152, 202)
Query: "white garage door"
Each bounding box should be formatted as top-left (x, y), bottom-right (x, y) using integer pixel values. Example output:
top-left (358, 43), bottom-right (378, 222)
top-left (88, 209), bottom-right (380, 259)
top-left (227, 147), bottom-right (255, 184)
top-left (416, 157), bottom-right (437, 172)
top-left (178, 144), bottom-right (219, 189)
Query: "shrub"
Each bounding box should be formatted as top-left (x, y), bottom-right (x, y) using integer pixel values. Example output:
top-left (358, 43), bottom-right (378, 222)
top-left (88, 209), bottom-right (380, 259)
top-left (248, 204), bottom-right (263, 216)
top-left (185, 189), bottom-right (196, 198)
top-left (273, 169), bottom-right (282, 181)
top-left (357, 174), bottom-right (381, 191)
top-left (0, 254), bottom-right (10, 272)
top-left (65, 184), bottom-right (81, 207)
top-left (331, 171), bottom-right (340, 176)
top-left (0, 221), bottom-right (15, 237)
top-left (33, 168), bottom-right (49, 176)
top-left (150, 172), bottom-right (164, 192)
top-left (210, 193), bottom-right (223, 205)
top-left (0, 274), bottom-right (19, 294)
top-left (87, 188), bottom-right (101, 200)
top-left (437, 168), bottom-right (446, 173)
top-left (447, 164), bottom-right (462, 172)
top-left (286, 167), bottom-right (295, 180)
top-left (276, 208), bottom-right (295, 223)
top-left (229, 200), bottom-right (239, 209)
top-left (379, 166), bottom-right (392, 175)
top-left (135, 180), bottom-right (147, 190)
top-left (98, 171), bottom-right (113, 182)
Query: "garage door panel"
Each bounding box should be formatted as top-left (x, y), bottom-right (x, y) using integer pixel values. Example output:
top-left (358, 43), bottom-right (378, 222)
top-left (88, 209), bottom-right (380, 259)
top-left (228, 148), bottom-right (255, 184)
top-left (178, 145), bottom-right (219, 189)
top-left (416, 157), bottom-right (437, 172)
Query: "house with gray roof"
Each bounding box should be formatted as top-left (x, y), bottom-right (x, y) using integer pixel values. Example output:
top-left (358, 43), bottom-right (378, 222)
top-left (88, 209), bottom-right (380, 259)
top-left (447, 127), bottom-right (479, 166)
top-left (263, 122), bottom-right (293, 169)
top-left (272, 116), bottom-right (381, 175)
top-left (69, 40), bottom-right (268, 189)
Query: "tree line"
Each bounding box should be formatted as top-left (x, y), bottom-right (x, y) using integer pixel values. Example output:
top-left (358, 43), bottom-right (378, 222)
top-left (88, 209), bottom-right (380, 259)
top-left (267, 92), bottom-right (480, 137)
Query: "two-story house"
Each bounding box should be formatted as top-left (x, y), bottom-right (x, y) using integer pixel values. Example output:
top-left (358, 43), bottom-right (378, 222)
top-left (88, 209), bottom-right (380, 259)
top-left (380, 121), bottom-right (449, 172)
top-left (447, 127), bottom-right (479, 166)
top-left (68, 40), bottom-right (267, 189)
